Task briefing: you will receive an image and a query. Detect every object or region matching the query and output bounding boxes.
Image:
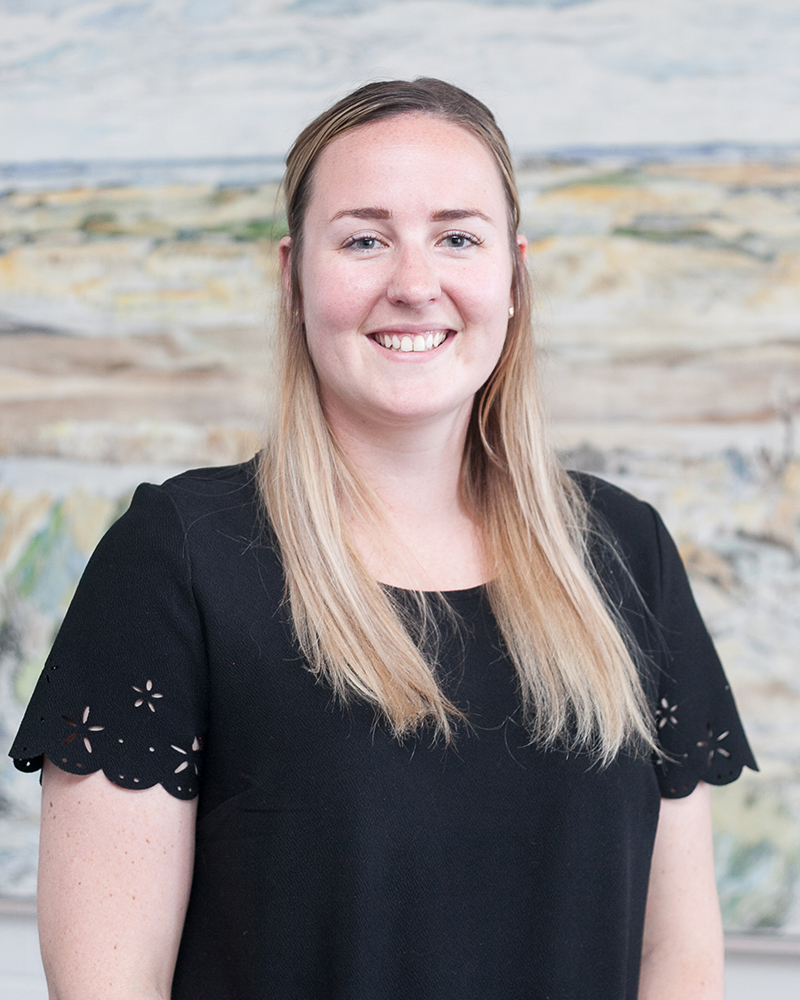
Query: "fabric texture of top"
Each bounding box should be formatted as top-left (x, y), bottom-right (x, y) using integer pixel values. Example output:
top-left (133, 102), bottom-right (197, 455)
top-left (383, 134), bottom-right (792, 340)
top-left (10, 460), bottom-right (757, 1000)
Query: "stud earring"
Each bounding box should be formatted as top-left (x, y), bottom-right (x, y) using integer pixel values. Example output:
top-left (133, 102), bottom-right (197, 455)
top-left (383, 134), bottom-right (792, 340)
top-left (508, 305), bottom-right (515, 318)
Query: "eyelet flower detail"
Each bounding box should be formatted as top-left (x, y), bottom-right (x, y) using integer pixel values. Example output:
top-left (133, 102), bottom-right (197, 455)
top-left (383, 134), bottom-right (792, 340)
top-left (133, 680), bottom-right (163, 712)
top-left (655, 697), bottom-right (679, 730)
top-left (171, 737), bottom-right (201, 776)
top-left (697, 725), bottom-right (731, 767)
top-left (61, 706), bottom-right (105, 753)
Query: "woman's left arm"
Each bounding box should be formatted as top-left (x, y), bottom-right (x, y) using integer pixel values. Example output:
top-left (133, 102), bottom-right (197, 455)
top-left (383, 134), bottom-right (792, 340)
top-left (638, 781), bottom-right (724, 1000)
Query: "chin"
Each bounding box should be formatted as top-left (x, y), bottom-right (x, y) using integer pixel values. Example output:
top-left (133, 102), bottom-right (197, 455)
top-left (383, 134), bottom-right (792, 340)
top-left (370, 392), bottom-right (473, 425)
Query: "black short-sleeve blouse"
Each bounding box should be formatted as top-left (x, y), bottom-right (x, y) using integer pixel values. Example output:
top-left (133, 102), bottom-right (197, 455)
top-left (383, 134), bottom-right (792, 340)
top-left (9, 460), bottom-right (757, 1000)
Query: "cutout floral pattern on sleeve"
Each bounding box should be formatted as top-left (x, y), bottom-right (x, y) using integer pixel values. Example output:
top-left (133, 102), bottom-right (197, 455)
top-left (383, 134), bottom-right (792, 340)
top-left (11, 665), bottom-right (203, 799)
top-left (697, 725), bottom-right (731, 766)
top-left (654, 698), bottom-right (678, 730)
top-left (62, 706), bottom-right (106, 755)
top-left (653, 690), bottom-right (757, 799)
top-left (133, 680), bottom-right (164, 711)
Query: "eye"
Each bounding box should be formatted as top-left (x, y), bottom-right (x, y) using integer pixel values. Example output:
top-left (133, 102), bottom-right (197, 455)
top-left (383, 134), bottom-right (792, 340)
top-left (342, 233), bottom-right (384, 252)
top-left (439, 230), bottom-right (481, 249)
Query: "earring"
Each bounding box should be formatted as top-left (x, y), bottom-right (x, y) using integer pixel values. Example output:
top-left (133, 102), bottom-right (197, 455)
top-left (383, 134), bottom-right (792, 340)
top-left (508, 305), bottom-right (515, 318)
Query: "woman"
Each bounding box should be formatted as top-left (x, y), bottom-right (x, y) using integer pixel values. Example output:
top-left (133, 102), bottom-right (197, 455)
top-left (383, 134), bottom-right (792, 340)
top-left (10, 79), bottom-right (756, 1000)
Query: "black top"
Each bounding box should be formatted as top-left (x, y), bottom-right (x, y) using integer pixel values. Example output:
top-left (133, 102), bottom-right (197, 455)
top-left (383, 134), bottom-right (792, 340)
top-left (10, 460), bottom-right (757, 1000)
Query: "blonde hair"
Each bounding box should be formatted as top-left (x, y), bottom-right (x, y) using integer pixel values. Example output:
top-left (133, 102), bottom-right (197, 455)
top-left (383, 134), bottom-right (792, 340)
top-left (260, 78), bottom-right (655, 762)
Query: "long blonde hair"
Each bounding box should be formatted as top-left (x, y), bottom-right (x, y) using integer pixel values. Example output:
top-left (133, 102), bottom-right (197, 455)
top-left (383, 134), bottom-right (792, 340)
top-left (260, 78), bottom-right (655, 762)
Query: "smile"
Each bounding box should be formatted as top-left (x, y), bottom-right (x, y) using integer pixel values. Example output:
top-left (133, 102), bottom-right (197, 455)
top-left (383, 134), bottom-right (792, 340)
top-left (373, 331), bottom-right (449, 353)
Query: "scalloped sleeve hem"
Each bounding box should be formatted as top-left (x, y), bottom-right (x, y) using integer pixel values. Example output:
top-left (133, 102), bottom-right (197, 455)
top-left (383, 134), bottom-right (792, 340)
top-left (11, 743), bottom-right (202, 800)
top-left (656, 754), bottom-right (759, 800)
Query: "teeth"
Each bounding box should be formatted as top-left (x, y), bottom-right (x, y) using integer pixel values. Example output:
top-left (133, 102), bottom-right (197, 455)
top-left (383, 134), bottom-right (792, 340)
top-left (377, 331), bottom-right (448, 353)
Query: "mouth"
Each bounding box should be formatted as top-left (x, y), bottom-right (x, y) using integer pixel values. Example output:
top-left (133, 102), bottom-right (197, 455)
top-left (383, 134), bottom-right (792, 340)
top-left (371, 330), bottom-right (450, 354)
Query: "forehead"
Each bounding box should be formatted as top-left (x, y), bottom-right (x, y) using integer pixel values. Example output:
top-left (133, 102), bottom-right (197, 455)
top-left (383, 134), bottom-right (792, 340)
top-left (306, 113), bottom-right (508, 219)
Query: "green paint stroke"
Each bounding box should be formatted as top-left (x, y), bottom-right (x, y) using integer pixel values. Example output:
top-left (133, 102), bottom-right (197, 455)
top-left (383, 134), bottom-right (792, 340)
top-left (713, 776), bottom-right (800, 932)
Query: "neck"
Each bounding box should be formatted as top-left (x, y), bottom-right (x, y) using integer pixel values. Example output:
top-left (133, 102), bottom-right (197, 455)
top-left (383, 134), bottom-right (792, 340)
top-left (324, 401), bottom-right (489, 591)
top-left (328, 404), bottom-right (470, 514)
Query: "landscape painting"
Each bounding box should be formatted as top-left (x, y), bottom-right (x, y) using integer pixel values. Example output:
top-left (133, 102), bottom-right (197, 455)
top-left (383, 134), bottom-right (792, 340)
top-left (1, 0), bottom-right (799, 938)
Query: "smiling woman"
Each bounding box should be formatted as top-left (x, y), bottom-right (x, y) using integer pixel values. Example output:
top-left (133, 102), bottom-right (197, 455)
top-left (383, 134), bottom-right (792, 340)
top-left (9, 79), bottom-right (757, 1000)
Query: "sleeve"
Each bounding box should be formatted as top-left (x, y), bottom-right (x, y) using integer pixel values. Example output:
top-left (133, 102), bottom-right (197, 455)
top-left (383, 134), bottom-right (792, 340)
top-left (644, 503), bottom-right (758, 798)
top-left (8, 483), bottom-right (209, 800)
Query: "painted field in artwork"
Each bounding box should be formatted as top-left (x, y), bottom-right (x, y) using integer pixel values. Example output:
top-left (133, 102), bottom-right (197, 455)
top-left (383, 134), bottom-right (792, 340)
top-left (1, 152), bottom-right (799, 934)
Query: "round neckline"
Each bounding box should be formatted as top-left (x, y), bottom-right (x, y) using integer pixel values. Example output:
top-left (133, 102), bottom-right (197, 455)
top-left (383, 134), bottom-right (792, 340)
top-left (381, 581), bottom-right (490, 599)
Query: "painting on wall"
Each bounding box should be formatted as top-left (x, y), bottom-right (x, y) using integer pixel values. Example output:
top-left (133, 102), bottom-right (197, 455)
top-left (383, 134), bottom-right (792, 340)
top-left (1, 0), bottom-right (800, 937)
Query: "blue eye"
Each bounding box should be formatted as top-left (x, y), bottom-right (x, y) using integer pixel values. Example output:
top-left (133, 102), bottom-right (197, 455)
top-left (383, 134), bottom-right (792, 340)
top-left (441, 231), bottom-right (479, 249)
top-left (343, 234), bottom-right (382, 251)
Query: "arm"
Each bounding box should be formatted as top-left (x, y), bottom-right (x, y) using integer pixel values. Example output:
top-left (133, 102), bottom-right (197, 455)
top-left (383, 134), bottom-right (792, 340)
top-left (638, 781), bottom-right (724, 1000)
top-left (38, 758), bottom-right (197, 1000)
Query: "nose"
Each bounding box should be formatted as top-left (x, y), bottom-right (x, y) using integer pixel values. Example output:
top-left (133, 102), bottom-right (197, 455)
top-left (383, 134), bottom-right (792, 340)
top-left (386, 245), bottom-right (441, 308)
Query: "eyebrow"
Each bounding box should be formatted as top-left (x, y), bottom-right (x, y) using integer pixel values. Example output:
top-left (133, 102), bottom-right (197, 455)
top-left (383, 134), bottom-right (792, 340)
top-left (432, 208), bottom-right (491, 223)
top-left (330, 207), bottom-right (391, 222)
top-left (330, 207), bottom-right (491, 223)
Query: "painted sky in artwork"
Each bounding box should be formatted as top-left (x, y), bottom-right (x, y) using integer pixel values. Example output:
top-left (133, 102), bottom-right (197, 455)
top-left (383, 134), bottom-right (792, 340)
top-left (1, 0), bottom-right (799, 162)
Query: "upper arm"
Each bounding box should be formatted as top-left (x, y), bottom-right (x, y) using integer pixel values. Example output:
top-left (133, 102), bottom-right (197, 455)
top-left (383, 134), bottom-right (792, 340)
top-left (639, 781), bottom-right (724, 1000)
top-left (39, 758), bottom-right (197, 1000)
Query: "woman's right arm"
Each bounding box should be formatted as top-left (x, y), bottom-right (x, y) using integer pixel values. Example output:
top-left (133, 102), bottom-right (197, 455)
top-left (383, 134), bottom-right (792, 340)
top-left (38, 758), bottom-right (197, 1000)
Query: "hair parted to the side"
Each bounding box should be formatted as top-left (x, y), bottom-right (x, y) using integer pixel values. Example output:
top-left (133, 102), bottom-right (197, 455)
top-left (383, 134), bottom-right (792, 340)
top-left (260, 77), bottom-right (657, 763)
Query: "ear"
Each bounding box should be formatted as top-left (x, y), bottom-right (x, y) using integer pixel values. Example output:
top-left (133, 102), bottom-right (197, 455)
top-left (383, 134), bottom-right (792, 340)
top-left (279, 235), bottom-right (303, 322)
top-left (510, 234), bottom-right (528, 312)
top-left (278, 236), bottom-right (293, 295)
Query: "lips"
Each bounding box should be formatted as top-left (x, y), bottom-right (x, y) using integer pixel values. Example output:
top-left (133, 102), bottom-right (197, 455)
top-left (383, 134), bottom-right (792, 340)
top-left (372, 331), bottom-right (449, 353)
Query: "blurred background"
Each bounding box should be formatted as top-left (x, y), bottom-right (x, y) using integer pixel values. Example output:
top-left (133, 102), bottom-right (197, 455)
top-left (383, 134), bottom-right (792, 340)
top-left (1, 1), bottom-right (799, 995)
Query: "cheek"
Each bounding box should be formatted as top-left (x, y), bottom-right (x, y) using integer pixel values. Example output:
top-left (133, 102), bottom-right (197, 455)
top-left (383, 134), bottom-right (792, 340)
top-left (455, 279), bottom-right (512, 374)
top-left (457, 271), bottom-right (511, 337)
top-left (455, 252), bottom-right (512, 310)
top-left (301, 257), bottom-right (377, 331)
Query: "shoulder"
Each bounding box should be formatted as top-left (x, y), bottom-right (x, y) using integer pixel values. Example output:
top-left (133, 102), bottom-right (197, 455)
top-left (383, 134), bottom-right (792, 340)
top-left (87, 457), bottom-right (264, 582)
top-left (567, 470), bottom-right (668, 612)
top-left (120, 457), bottom-right (262, 537)
top-left (568, 470), bottom-right (657, 533)
top-left (158, 457), bottom-right (261, 519)
top-left (567, 470), bottom-right (662, 554)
